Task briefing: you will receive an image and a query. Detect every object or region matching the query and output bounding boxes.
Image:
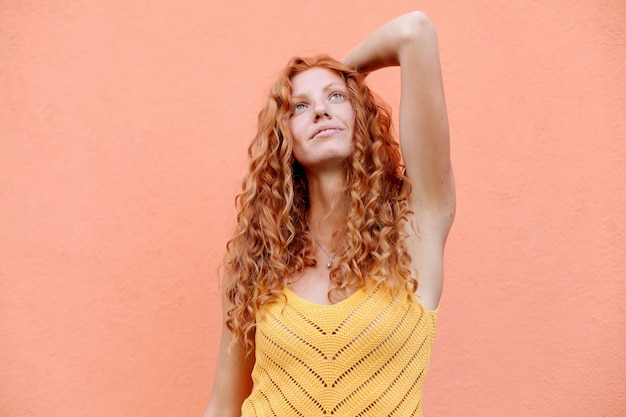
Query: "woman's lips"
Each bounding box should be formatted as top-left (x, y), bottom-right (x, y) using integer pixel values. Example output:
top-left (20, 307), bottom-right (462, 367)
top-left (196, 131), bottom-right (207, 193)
top-left (311, 126), bottom-right (342, 140)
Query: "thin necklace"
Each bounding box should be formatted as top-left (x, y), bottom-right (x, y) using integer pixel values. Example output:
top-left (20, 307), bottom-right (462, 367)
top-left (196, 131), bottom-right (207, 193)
top-left (306, 218), bottom-right (335, 269)
top-left (315, 240), bottom-right (335, 269)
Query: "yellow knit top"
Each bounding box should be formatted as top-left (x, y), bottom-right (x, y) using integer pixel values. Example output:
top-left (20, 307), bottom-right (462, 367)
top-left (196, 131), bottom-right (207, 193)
top-left (240, 284), bottom-right (438, 417)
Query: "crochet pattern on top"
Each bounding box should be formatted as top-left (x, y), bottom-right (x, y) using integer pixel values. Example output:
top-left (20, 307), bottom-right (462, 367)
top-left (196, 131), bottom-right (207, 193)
top-left (241, 284), bottom-right (438, 417)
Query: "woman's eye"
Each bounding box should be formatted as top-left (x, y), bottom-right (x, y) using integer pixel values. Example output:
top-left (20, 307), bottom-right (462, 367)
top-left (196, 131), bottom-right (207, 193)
top-left (330, 92), bottom-right (344, 100)
top-left (294, 103), bottom-right (306, 112)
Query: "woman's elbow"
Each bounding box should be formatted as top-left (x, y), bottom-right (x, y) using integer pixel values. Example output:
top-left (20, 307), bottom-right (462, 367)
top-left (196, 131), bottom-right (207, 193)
top-left (398, 11), bottom-right (437, 46)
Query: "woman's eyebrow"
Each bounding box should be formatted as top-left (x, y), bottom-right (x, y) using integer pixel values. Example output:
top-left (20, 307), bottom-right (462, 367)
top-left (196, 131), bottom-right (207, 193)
top-left (290, 93), bottom-right (307, 102)
top-left (323, 82), bottom-right (347, 92)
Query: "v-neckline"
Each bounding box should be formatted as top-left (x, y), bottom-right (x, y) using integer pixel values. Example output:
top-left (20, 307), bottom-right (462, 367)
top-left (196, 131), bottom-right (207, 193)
top-left (282, 286), bottom-right (366, 309)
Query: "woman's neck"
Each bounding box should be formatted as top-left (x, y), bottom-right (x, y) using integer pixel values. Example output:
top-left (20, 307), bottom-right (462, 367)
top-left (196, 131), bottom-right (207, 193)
top-left (306, 170), bottom-right (347, 247)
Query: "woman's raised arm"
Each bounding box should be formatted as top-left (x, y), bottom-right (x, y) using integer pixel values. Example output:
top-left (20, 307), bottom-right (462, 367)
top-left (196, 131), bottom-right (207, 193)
top-left (343, 11), bottom-right (455, 233)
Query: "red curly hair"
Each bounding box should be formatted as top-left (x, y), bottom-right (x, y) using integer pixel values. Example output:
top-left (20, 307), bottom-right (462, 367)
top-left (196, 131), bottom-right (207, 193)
top-left (224, 55), bottom-right (416, 352)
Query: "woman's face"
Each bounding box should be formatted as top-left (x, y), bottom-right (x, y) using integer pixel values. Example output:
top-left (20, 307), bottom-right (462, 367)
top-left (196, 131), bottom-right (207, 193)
top-left (287, 67), bottom-right (355, 171)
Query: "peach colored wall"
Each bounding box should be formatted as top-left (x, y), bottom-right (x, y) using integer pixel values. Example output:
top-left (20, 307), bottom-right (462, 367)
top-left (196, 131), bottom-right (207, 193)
top-left (1, 1), bottom-right (624, 416)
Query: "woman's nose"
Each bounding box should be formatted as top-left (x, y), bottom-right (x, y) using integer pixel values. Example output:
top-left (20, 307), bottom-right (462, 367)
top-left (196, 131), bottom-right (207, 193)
top-left (313, 99), bottom-right (330, 119)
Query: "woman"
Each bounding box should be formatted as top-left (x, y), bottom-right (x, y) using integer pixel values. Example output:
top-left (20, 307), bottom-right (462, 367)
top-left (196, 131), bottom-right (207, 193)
top-left (205, 11), bottom-right (455, 417)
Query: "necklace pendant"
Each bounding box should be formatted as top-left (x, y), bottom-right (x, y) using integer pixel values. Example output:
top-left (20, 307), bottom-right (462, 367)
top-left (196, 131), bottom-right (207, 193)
top-left (326, 256), bottom-right (334, 269)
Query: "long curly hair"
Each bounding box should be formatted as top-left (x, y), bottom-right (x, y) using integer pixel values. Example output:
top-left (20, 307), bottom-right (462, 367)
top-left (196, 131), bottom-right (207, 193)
top-left (224, 55), bottom-right (416, 352)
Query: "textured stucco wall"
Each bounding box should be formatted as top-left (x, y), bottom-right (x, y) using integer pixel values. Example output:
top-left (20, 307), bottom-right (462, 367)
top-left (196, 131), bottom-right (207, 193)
top-left (1, 1), bottom-right (625, 416)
